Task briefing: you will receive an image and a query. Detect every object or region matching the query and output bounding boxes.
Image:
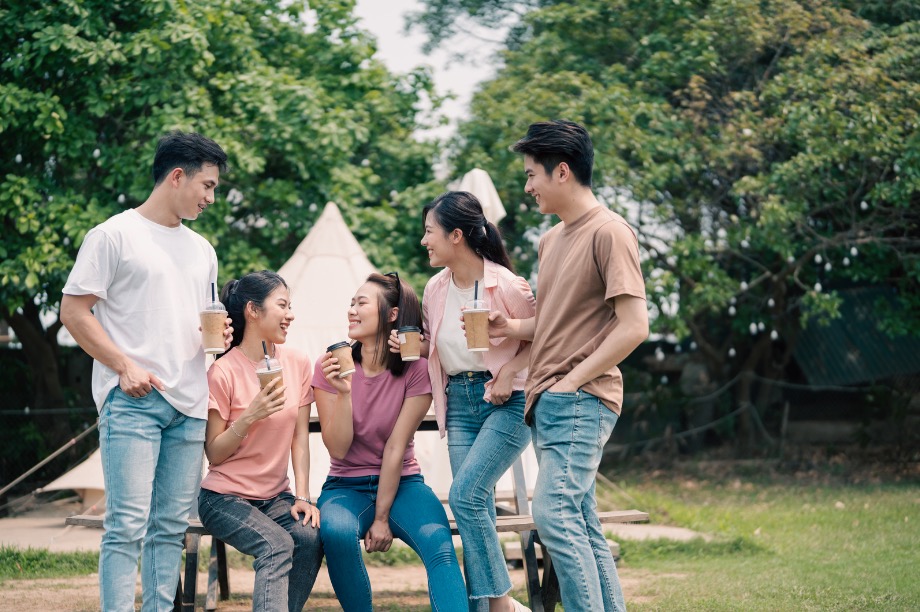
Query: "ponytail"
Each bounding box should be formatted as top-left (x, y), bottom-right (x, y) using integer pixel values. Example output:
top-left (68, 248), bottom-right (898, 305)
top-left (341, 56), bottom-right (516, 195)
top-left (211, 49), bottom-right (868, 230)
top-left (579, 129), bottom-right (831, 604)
top-left (422, 191), bottom-right (514, 272)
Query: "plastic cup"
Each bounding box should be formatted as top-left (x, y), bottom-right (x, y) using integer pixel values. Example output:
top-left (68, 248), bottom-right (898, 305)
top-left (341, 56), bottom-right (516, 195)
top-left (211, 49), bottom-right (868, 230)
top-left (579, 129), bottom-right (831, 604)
top-left (327, 341), bottom-right (356, 377)
top-left (200, 299), bottom-right (227, 355)
top-left (256, 357), bottom-right (284, 399)
top-left (397, 326), bottom-right (421, 361)
top-left (463, 299), bottom-right (490, 352)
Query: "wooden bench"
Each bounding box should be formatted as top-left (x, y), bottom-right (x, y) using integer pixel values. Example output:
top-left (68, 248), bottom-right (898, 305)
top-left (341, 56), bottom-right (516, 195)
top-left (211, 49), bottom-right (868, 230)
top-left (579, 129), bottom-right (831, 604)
top-left (65, 513), bottom-right (228, 612)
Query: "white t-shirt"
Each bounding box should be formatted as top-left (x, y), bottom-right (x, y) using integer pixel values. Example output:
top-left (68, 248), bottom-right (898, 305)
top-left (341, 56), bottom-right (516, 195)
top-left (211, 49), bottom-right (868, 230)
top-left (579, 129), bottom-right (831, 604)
top-left (63, 209), bottom-right (217, 418)
top-left (435, 277), bottom-right (486, 376)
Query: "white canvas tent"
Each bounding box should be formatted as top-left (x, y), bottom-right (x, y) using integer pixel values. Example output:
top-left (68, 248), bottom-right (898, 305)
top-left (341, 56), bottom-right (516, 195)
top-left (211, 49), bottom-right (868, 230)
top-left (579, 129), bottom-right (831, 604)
top-left (448, 168), bottom-right (507, 225)
top-left (38, 448), bottom-right (105, 513)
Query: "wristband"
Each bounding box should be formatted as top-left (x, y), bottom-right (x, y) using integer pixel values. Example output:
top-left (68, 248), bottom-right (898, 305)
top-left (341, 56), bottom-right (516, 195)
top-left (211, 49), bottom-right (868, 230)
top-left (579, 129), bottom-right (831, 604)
top-left (228, 421), bottom-right (248, 439)
top-left (295, 495), bottom-right (311, 504)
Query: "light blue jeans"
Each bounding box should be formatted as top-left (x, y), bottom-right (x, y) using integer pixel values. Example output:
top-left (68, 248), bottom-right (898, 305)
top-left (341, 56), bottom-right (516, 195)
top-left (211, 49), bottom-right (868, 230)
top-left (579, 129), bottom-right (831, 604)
top-left (317, 473), bottom-right (467, 612)
top-left (446, 371), bottom-right (530, 609)
top-left (530, 390), bottom-right (625, 612)
top-left (198, 488), bottom-right (323, 612)
top-left (98, 387), bottom-right (206, 612)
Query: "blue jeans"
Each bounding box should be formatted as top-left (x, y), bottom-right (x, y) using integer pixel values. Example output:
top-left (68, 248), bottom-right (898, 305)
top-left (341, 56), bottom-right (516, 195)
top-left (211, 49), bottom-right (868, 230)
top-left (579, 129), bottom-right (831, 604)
top-left (317, 473), bottom-right (467, 612)
top-left (530, 390), bottom-right (625, 612)
top-left (198, 488), bottom-right (323, 612)
top-left (446, 372), bottom-right (530, 608)
top-left (98, 388), bottom-right (206, 612)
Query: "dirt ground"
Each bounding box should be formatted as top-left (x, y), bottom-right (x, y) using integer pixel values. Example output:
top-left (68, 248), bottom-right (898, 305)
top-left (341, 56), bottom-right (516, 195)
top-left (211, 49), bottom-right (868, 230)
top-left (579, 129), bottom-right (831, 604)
top-left (0, 563), bottom-right (646, 611)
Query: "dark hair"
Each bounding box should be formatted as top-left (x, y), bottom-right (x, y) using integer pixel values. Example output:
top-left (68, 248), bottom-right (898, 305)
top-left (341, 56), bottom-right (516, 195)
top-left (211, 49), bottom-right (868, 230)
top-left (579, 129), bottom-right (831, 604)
top-left (422, 191), bottom-right (514, 271)
top-left (352, 272), bottom-right (422, 377)
top-left (152, 131), bottom-right (229, 185)
top-left (511, 120), bottom-right (594, 187)
top-left (217, 270), bottom-right (288, 358)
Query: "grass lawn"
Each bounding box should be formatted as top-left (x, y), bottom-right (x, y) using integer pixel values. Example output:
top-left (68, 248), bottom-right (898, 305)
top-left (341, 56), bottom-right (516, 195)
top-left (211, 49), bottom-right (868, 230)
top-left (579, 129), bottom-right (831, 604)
top-left (2, 454), bottom-right (916, 611)
top-left (601, 461), bottom-right (919, 611)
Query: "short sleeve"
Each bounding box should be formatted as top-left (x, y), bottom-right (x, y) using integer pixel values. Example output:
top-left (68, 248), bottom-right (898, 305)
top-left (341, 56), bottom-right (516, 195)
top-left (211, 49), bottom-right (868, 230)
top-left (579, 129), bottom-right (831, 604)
top-left (506, 274), bottom-right (537, 319)
top-left (206, 361), bottom-right (233, 421)
top-left (312, 358), bottom-right (335, 395)
top-left (404, 359), bottom-right (432, 398)
top-left (299, 354), bottom-right (314, 408)
top-left (595, 219), bottom-right (647, 303)
top-left (62, 228), bottom-right (118, 300)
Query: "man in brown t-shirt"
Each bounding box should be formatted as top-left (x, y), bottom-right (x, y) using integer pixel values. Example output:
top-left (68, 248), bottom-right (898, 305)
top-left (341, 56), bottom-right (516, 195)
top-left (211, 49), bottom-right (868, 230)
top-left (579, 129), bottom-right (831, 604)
top-left (490, 120), bottom-right (648, 611)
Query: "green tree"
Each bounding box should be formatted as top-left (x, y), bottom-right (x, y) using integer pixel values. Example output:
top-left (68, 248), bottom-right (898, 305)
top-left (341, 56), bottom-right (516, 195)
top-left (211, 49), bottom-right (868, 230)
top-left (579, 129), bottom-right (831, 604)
top-left (0, 0), bottom-right (440, 445)
top-left (417, 0), bottom-right (920, 440)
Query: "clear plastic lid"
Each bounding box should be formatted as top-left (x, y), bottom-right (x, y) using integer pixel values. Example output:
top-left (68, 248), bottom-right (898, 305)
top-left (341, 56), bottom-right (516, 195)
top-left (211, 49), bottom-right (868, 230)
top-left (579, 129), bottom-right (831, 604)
top-left (203, 300), bottom-right (226, 312)
top-left (465, 299), bottom-right (488, 310)
top-left (256, 357), bottom-right (281, 372)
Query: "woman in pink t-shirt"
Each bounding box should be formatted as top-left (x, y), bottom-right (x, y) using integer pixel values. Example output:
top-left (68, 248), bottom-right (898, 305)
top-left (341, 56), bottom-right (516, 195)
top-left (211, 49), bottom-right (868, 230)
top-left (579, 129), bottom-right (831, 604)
top-left (313, 272), bottom-right (466, 612)
top-left (198, 270), bottom-right (323, 612)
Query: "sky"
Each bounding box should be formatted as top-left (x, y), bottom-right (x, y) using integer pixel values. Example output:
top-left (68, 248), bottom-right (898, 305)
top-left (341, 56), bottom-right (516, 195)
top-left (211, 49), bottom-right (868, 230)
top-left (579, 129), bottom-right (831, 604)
top-left (353, 0), bottom-right (499, 141)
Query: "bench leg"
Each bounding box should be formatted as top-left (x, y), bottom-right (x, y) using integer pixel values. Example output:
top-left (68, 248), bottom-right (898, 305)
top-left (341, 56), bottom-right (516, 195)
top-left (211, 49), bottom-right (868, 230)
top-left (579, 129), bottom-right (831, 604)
top-left (182, 532), bottom-right (200, 611)
top-left (206, 537), bottom-right (231, 610)
top-left (519, 529), bottom-right (544, 612)
top-left (540, 545), bottom-right (561, 611)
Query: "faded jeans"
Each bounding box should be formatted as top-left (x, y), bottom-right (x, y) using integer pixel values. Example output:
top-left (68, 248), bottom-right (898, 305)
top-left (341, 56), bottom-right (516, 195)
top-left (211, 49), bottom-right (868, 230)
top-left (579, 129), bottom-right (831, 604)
top-left (318, 473), bottom-right (467, 612)
top-left (198, 488), bottom-right (323, 612)
top-left (98, 387), bottom-right (206, 612)
top-left (446, 371), bottom-right (530, 609)
top-left (531, 390), bottom-right (625, 612)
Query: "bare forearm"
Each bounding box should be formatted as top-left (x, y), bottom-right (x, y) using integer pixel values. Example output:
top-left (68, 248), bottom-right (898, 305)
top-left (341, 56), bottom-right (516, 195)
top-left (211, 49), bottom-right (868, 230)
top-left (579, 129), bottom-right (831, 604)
top-left (321, 392), bottom-right (355, 459)
top-left (374, 447), bottom-right (403, 522)
top-left (291, 419), bottom-right (310, 498)
top-left (504, 317), bottom-right (535, 342)
top-left (60, 302), bottom-right (130, 374)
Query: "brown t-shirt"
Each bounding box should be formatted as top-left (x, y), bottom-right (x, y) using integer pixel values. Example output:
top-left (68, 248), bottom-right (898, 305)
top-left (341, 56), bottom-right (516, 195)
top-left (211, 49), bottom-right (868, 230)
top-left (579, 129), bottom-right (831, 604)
top-left (525, 206), bottom-right (646, 419)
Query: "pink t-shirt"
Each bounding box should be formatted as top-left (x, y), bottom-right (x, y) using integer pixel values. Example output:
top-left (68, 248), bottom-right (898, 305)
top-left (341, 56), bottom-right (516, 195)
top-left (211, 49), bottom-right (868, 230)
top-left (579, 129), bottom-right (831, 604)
top-left (200, 345), bottom-right (313, 499)
top-left (312, 357), bottom-right (431, 478)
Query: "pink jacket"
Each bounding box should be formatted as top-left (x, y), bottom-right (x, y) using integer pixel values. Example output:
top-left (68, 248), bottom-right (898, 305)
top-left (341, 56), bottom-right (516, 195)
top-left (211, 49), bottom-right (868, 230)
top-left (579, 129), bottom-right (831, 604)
top-left (423, 259), bottom-right (537, 437)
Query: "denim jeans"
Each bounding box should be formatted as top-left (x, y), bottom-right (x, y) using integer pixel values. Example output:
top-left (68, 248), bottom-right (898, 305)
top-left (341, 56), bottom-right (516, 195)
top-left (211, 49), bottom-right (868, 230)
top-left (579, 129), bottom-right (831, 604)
top-left (198, 488), bottom-right (323, 612)
top-left (98, 388), bottom-right (206, 612)
top-left (446, 371), bottom-right (530, 608)
top-left (530, 390), bottom-right (625, 612)
top-left (317, 473), bottom-right (467, 612)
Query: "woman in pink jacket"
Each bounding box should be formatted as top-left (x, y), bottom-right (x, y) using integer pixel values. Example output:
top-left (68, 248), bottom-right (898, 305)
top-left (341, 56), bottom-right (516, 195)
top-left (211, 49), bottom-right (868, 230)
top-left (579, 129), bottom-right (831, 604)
top-left (407, 191), bottom-right (536, 612)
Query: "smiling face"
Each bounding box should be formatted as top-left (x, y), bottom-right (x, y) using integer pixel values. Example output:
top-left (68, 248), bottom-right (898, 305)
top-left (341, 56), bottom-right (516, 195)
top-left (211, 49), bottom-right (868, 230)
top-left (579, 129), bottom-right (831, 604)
top-left (172, 163), bottom-right (220, 221)
top-left (523, 154), bottom-right (560, 215)
top-left (347, 281), bottom-right (385, 344)
top-left (248, 285), bottom-right (294, 345)
top-left (420, 211), bottom-right (460, 268)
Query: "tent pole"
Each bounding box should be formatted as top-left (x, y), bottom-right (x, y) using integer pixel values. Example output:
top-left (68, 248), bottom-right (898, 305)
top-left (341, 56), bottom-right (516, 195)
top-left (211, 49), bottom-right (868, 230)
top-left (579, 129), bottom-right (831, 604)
top-left (0, 422), bottom-right (98, 497)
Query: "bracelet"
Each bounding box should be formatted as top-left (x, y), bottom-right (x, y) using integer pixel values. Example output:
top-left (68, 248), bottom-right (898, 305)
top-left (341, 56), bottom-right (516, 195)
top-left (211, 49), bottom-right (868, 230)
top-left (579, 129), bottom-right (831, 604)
top-left (295, 495), bottom-right (311, 504)
top-left (228, 421), bottom-right (248, 439)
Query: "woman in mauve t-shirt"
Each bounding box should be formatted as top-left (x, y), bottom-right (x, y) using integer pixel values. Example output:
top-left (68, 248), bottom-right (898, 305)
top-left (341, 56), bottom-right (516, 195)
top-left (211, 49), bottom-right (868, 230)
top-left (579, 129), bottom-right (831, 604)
top-left (198, 271), bottom-right (323, 612)
top-left (313, 272), bottom-right (466, 612)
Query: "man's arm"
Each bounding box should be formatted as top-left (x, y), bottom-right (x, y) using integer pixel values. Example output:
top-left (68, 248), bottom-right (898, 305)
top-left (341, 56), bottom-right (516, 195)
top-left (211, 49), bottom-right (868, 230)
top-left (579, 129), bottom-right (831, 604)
top-left (486, 313), bottom-right (536, 342)
top-left (550, 294), bottom-right (648, 393)
top-left (60, 293), bottom-right (164, 397)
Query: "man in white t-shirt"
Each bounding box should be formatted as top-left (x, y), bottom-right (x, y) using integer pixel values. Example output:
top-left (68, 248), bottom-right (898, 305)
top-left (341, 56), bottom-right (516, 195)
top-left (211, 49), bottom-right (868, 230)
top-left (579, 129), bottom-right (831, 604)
top-left (60, 132), bottom-right (230, 612)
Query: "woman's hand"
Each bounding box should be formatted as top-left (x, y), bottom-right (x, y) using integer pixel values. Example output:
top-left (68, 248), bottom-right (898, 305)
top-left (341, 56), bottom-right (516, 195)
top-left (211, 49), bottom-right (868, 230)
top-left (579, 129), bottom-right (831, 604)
top-left (387, 329), bottom-right (401, 354)
top-left (320, 352), bottom-right (352, 394)
top-left (486, 366), bottom-right (514, 405)
top-left (243, 377), bottom-right (286, 422)
top-left (364, 518), bottom-right (393, 553)
top-left (290, 499), bottom-right (320, 528)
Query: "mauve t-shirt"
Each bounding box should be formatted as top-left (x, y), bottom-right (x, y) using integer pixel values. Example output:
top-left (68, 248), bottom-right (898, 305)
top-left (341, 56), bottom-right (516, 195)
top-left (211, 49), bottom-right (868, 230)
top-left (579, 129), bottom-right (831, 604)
top-left (312, 357), bottom-right (431, 477)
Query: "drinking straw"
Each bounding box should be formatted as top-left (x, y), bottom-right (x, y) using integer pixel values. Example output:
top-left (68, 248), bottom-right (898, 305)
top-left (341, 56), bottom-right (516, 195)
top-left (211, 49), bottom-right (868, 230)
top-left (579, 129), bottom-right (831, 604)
top-left (261, 341), bottom-right (271, 370)
top-left (211, 282), bottom-right (216, 303)
top-left (474, 280), bottom-right (479, 302)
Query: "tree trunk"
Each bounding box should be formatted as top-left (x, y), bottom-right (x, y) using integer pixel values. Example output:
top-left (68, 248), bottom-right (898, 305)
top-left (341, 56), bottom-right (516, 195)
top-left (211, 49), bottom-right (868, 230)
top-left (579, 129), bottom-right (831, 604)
top-left (4, 302), bottom-right (72, 449)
